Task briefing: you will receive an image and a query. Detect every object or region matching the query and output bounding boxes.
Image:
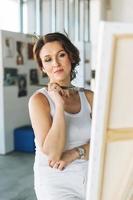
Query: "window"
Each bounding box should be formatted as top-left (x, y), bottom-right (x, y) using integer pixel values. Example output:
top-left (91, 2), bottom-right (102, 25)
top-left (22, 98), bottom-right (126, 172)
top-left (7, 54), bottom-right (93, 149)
top-left (0, 0), bottom-right (20, 32)
top-left (22, 0), bottom-right (36, 34)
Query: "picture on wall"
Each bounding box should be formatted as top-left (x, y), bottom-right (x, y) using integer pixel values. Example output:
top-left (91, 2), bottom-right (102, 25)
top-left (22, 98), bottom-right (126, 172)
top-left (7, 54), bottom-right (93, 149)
top-left (16, 41), bottom-right (24, 65)
top-left (4, 68), bottom-right (18, 86)
top-left (18, 74), bottom-right (27, 97)
top-left (27, 43), bottom-right (34, 59)
top-left (30, 69), bottom-right (39, 85)
top-left (4, 37), bottom-right (14, 58)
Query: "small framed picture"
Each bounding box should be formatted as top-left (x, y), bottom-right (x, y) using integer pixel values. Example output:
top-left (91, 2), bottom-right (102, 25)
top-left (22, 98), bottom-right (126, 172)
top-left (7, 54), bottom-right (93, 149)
top-left (16, 41), bottom-right (24, 65)
top-left (27, 43), bottom-right (34, 60)
top-left (30, 69), bottom-right (39, 85)
top-left (4, 38), bottom-right (14, 58)
top-left (4, 68), bottom-right (18, 86)
top-left (18, 74), bottom-right (27, 97)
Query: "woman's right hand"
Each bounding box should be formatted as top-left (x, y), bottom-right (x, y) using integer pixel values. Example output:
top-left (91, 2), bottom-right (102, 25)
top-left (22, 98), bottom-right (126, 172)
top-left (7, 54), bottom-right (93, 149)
top-left (48, 148), bottom-right (79, 170)
top-left (48, 83), bottom-right (65, 107)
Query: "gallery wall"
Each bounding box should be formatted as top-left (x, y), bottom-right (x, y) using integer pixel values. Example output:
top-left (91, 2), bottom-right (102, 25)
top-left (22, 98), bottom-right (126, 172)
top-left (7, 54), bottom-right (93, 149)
top-left (0, 30), bottom-right (48, 154)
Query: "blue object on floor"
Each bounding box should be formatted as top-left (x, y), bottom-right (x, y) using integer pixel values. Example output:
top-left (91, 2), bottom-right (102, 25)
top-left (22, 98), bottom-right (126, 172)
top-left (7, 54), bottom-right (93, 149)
top-left (14, 125), bottom-right (35, 152)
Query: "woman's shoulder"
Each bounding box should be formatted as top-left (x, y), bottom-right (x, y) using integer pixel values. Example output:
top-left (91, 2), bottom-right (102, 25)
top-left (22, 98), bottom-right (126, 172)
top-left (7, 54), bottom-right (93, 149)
top-left (28, 88), bottom-right (50, 111)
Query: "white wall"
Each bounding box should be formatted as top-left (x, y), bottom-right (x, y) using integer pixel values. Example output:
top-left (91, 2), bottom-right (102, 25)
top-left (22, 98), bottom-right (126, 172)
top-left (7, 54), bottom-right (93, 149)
top-left (108, 0), bottom-right (133, 22)
top-left (89, 0), bottom-right (133, 89)
top-left (0, 30), bottom-right (44, 154)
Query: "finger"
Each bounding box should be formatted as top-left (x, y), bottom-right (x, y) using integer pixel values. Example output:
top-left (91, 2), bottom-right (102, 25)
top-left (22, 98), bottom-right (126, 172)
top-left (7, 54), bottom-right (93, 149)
top-left (54, 84), bottom-right (64, 94)
top-left (58, 88), bottom-right (65, 96)
top-left (63, 90), bottom-right (69, 97)
top-left (58, 161), bottom-right (66, 171)
top-left (48, 83), bottom-right (66, 99)
top-left (52, 84), bottom-right (65, 96)
top-left (49, 160), bottom-right (56, 168)
top-left (53, 162), bottom-right (60, 169)
top-left (48, 83), bottom-right (60, 91)
top-left (48, 159), bottom-right (52, 166)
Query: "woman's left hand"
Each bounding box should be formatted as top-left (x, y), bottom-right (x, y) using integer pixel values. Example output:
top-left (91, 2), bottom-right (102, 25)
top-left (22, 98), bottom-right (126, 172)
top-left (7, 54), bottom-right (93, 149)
top-left (48, 148), bottom-right (78, 170)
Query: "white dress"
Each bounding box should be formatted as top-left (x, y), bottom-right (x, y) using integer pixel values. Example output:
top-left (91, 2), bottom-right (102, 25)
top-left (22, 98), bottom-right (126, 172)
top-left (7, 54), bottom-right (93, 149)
top-left (33, 88), bottom-right (91, 200)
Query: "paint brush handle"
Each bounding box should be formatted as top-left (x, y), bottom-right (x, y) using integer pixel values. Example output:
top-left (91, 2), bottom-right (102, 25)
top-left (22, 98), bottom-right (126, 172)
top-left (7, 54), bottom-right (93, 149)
top-left (42, 84), bottom-right (88, 92)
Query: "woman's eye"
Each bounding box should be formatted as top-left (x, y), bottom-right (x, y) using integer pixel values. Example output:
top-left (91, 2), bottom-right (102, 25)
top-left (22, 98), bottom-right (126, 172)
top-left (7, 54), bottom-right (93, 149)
top-left (59, 53), bottom-right (66, 58)
top-left (44, 57), bottom-right (51, 62)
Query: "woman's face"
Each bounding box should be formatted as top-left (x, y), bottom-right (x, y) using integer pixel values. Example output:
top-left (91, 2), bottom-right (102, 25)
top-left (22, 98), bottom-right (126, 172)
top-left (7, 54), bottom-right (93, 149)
top-left (39, 41), bottom-right (72, 85)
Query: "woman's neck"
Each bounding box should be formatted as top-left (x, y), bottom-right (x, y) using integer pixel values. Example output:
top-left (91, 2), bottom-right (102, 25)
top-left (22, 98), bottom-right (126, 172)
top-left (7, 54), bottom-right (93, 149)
top-left (49, 80), bottom-right (72, 88)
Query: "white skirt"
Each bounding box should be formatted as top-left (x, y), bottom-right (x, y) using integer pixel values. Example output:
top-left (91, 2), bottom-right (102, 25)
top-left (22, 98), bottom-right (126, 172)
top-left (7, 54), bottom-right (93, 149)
top-left (34, 160), bottom-right (88, 200)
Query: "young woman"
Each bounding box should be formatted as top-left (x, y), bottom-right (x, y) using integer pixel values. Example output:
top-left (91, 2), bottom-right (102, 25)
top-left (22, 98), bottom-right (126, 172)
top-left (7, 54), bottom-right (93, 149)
top-left (29, 32), bottom-right (93, 200)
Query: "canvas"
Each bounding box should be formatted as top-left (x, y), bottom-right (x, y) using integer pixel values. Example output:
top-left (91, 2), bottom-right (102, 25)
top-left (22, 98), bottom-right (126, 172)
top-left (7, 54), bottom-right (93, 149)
top-left (86, 21), bottom-right (133, 200)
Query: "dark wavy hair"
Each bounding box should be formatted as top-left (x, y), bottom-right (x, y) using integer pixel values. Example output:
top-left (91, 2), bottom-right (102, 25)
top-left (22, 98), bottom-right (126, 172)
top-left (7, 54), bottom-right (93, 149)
top-left (33, 32), bottom-right (80, 81)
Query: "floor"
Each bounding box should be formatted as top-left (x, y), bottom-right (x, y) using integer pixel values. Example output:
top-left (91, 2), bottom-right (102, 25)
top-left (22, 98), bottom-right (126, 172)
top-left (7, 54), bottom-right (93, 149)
top-left (0, 151), bottom-right (37, 200)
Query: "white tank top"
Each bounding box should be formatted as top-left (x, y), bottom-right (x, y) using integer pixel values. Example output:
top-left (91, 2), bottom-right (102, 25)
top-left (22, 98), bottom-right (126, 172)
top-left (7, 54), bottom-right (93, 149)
top-left (33, 88), bottom-right (92, 197)
top-left (35, 87), bottom-right (91, 151)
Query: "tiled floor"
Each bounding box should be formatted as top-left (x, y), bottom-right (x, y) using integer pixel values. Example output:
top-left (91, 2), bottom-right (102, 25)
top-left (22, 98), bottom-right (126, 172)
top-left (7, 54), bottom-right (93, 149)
top-left (0, 151), bottom-right (37, 200)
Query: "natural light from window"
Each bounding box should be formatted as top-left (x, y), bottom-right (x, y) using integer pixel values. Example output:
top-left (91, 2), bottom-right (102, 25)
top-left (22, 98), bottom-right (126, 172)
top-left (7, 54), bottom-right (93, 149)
top-left (0, 0), bottom-right (20, 32)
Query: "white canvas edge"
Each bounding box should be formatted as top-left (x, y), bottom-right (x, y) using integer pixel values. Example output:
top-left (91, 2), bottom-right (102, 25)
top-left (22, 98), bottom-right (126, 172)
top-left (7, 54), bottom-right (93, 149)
top-left (86, 21), bottom-right (133, 200)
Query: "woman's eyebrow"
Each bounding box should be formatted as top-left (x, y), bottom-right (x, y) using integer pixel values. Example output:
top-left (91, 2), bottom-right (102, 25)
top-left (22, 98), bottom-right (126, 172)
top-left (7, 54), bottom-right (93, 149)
top-left (43, 49), bottom-right (65, 58)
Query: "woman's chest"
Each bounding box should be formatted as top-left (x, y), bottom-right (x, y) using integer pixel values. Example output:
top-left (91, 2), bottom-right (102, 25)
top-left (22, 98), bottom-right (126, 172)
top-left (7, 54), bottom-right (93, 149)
top-left (63, 95), bottom-right (81, 114)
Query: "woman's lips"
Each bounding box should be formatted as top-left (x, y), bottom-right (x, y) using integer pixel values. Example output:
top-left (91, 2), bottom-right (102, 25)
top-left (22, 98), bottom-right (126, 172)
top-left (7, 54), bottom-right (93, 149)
top-left (54, 69), bottom-right (64, 73)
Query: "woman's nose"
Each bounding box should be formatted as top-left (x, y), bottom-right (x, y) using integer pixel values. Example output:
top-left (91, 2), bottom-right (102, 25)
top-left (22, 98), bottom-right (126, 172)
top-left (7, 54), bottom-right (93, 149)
top-left (52, 58), bottom-right (60, 67)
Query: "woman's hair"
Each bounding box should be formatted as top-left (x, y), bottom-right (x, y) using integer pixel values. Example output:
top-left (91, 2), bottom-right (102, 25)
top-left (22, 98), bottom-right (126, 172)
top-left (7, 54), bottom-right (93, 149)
top-left (33, 32), bottom-right (80, 80)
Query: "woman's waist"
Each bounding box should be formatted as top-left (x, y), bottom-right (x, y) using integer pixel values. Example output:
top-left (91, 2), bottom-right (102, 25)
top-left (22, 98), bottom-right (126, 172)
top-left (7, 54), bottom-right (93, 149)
top-left (34, 149), bottom-right (88, 171)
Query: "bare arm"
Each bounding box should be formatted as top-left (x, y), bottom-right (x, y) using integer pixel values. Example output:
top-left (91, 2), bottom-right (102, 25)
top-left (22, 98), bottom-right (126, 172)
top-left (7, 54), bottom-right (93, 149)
top-left (49, 90), bottom-right (94, 170)
top-left (28, 89), bottom-right (66, 162)
top-left (43, 104), bottom-right (66, 161)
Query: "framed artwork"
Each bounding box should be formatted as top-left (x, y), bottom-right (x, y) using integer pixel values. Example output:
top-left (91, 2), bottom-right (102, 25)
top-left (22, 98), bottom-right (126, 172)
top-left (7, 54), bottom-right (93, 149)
top-left (86, 22), bottom-right (133, 200)
top-left (38, 70), bottom-right (48, 86)
top-left (18, 74), bottom-right (27, 97)
top-left (4, 68), bottom-right (18, 86)
top-left (4, 37), bottom-right (14, 58)
top-left (16, 41), bottom-right (24, 65)
top-left (30, 69), bottom-right (39, 85)
top-left (27, 43), bottom-right (34, 60)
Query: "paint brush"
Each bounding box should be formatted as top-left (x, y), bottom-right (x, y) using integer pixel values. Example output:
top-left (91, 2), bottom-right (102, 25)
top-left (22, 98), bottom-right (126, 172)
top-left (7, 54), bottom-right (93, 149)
top-left (38, 84), bottom-right (89, 92)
